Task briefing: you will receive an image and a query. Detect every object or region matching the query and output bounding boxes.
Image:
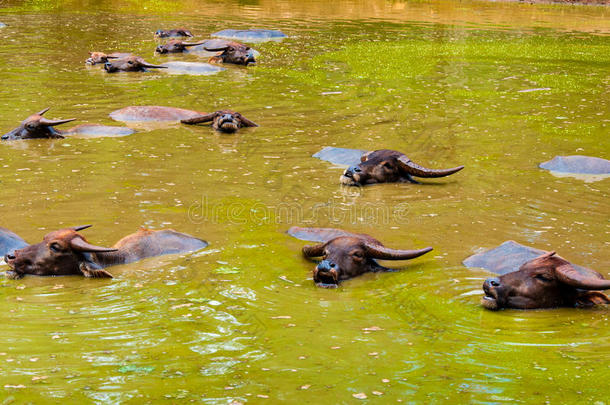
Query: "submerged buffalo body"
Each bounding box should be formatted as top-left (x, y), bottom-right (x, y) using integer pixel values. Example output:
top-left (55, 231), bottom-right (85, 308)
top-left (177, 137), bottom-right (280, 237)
top-left (288, 227), bottom-right (432, 288)
top-left (203, 39), bottom-right (256, 65)
top-left (340, 149), bottom-right (464, 186)
top-left (181, 110), bottom-right (258, 133)
top-left (155, 29), bottom-right (193, 38)
top-left (540, 155), bottom-right (610, 175)
top-left (212, 29), bottom-right (286, 42)
top-left (464, 241), bottom-right (609, 309)
top-left (0, 227), bottom-right (28, 259)
top-left (104, 55), bottom-right (167, 72)
top-left (1, 108), bottom-right (134, 141)
top-left (109, 106), bottom-right (206, 122)
top-left (4, 225), bottom-right (207, 279)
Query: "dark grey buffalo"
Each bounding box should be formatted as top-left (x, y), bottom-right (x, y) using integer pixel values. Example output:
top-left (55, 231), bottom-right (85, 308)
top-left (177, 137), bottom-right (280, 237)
top-left (1, 108), bottom-right (134, 141)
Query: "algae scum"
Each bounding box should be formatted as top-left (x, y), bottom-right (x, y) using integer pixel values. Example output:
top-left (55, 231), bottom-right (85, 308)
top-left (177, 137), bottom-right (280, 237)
top-left (0, 0), bottom-right (609, 403)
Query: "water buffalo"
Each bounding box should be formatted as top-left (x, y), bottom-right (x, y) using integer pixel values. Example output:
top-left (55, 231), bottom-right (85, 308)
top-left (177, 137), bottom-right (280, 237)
top-left (181, 110), bottom-right (258, 133)
top-left (1, 108), bottom-right (134, 141)
top-left (340, 149), bottom-right (464, 186)
top-left (155, 40), bottom-right (206, 54)
top-left (0, 227), bottom-right (28, 259)
top-left (104, 55), bottom-right (167, 73)
top-left (204, 39), bottom-right (256, 65)
top-left (288, 227), bottom-right (432, 288)
top-left (86, 52), bottom-right (132, 65)
top-left (482, 251), bottom-right (610, 310)
top-left (3, 225), bottom-right (208, 279)
top-left (155, 28), bottom-right (193, 38)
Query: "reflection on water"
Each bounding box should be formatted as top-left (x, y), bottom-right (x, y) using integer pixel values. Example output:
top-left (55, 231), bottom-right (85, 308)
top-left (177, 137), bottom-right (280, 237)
top-left (0, 0), bottom-right (608, 403)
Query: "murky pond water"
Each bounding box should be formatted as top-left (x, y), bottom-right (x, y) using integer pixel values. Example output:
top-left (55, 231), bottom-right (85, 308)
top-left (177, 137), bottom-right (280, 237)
top-left (0, 0), bottom-right (609, 403)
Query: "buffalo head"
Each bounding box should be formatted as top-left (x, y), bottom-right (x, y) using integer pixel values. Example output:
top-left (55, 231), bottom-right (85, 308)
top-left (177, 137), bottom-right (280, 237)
top-left (303, 235), bottom-right (432, 288)
top-left (4, 225), bottom-right (117, 279)
top-left (181, 110), bottom-right (258, 133)
top-left (155, 40), bottom-right (206, 54)
top-left (205, 41), bottom-right (256, 66)
top-left (1, 108), bottom-right (75, 141)
top-left (104, 56), bottom-right (167, 73)
top-left (341, 149), bottom-right (464, 186)
top-left (154, 29), bottom-right (193, 38)
top-left (482, 251), bottom-right (610, 310)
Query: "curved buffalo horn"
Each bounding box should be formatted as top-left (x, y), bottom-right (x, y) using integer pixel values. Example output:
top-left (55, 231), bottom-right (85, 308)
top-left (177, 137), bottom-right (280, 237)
top-left (70, 237), bottom-right (118, 253)
top-left (397, 155), bottom-right (464, 178)
top-left (364, 243), bottom-right (433, 260)
top-left (204, 45), bottom-right (229, 52)
top-left (181, 113), bottom-right (217, 125)
top-left (37, 107), bottom-right (51, 116)
top-left (71, 225), bottom-right (93, 232)
top-left (39, 117), bottom-right (77, 127)
top-left (182, 41), bottom-right (206, 47)
top-left (141, 63), bottom-right (168, 69)
top-left (555, 262), bottom-right (610, 290)
top-left (239, 115), bottom-right (258, 127)
top-left (303, 243), bottom-right (326, 257)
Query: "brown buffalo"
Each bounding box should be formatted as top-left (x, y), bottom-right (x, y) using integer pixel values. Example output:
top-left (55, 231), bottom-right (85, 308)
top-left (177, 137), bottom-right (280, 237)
top-left (204, 40), bottom-right (256, 66)
top-left (4, 225), bottom-right (207, 279)
top-left (340, 149), bottom-right (464, 186)
top-left (155, 28), bottom-right (193, 38)
top-left (1, 108), bottom-right (134, 141)
top-left (482, 251), bottom-right (610, 310)
top-left (291, 227), bottom-right (432, 288)
top-left (86, 52), bottom-right (132, 65)
top-left (104, 55), bottom-right (167, 73)
top-left (181, 110), bottom-right (258, 133)
top-left (155, 40), bottom-right (206, 54)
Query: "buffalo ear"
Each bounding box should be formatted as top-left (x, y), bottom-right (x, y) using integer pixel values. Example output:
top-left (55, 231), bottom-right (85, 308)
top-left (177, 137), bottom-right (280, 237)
top-left (360, 151), bottom-right (372, 163)
top-left (575, 291), bottom-right (610, 307)
top-left (78, 253), bottom-right (113, 278)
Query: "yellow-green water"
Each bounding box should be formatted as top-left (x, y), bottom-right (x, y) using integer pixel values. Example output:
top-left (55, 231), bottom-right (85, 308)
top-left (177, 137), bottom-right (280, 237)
top-left (0, 0), bottom-right (608, 403)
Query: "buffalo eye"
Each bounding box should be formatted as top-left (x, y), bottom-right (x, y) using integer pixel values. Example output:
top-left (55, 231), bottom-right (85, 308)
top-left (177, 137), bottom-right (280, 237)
top-left (352, 251), bottom-right (364, 260)
top-left (382, 162), bottom-right (393, 170)
top-left (49, 242), bottom-right (63, 253)
top-left (534, 274), bottom-right (552, 282)
top-left (25, 123), bottom-right (37, 131)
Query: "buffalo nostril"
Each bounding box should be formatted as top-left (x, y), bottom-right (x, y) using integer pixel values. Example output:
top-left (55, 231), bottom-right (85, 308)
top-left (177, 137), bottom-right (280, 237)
top-left (486, 278), bottom-right (500, 287)
top-left (1, 135), bottom-right (7, 140)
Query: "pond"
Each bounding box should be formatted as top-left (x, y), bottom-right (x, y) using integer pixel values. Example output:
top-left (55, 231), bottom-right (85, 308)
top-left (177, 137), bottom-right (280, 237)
top-left (0, 0), bottom-right (608, 403)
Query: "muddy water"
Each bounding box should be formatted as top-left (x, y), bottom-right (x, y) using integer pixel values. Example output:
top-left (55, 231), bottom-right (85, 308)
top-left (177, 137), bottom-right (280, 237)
top-left (0, 0), bottom-right (608, 403)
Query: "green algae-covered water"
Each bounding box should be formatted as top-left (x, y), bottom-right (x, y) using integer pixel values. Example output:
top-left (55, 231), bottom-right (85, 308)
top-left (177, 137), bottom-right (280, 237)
top-left (0, 0), bottom-right (609, 403)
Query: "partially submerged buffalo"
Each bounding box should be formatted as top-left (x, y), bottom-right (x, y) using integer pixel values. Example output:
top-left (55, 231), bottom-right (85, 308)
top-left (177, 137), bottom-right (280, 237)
top-left (464, 241), bottom-right (609, 310)
top-left (212, 29), bottom-right (286, 42)
top-left (86, 52), bottom-right (132, 65)
top-left (1, 108), bottom-right (134, 141)
top-left (181, 110), bottom-right (258, 133)
top-left (482, 252), bottom-right (609, 310)
top-left (109, 106), bottom-right (206, 122)
top-left (288, 227), bottom-right (432, 288)
top-left (204, 39), bottom-right (256, 65)
top-left (3, 225), bottom-right (207, 279)
top-left (0, 227), bottom-right (28, 259)
top-left (155, 28), bottom-right (193, 38)
top-left (104, 55), bottom-right (167, 73)
top-left (155, 40), bottom-right (206, 54)
top-left (340, 149), bottom-right (464, 186)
